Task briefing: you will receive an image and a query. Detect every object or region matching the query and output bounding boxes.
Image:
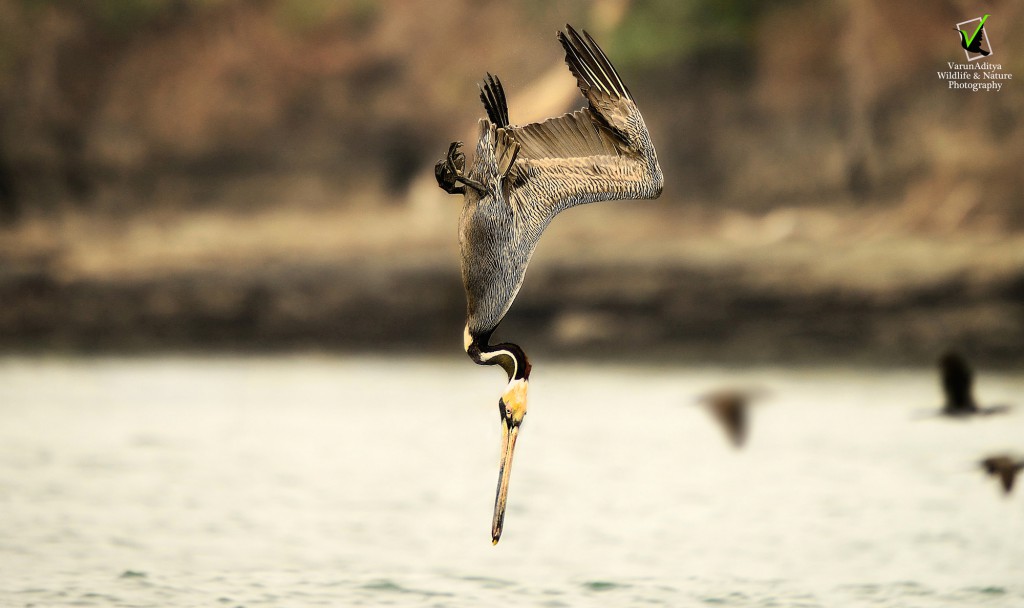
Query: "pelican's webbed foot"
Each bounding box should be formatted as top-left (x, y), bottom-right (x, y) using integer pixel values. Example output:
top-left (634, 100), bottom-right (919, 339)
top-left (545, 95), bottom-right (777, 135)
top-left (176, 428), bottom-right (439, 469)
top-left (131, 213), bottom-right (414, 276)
top-left (435, 141), bottom-right (487, 196)
top-left (435, 141), bottom-right (467, 195)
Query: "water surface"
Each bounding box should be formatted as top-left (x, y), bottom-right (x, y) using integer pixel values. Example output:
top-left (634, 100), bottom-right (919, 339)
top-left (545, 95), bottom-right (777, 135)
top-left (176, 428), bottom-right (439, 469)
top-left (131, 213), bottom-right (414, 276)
top-left (1, 356), bottom-right (1022, 606)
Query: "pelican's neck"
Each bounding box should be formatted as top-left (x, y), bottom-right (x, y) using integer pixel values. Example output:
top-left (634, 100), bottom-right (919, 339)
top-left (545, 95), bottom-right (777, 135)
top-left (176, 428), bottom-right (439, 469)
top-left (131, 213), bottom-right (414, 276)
top-left (465, 325), bottom-right (531, 382)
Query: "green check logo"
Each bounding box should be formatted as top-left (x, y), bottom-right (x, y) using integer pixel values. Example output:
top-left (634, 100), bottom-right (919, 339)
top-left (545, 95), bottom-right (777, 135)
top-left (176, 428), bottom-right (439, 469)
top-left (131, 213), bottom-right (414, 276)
top-left (955, 14), bottom-right (991, 59)
top-left (959, 14), bottom-right (988, 48)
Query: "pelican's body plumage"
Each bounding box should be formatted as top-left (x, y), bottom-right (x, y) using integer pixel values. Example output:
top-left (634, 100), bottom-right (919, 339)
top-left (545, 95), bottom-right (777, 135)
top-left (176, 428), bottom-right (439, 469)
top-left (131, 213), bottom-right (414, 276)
top-left (435, 25), bottom-right (663, 543)
top-left (456, 48), bottom-right (663, 339)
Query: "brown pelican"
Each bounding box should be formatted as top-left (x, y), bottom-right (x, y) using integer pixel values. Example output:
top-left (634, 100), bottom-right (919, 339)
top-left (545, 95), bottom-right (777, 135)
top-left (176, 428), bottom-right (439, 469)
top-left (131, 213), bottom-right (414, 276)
top-left (979, 454), bottom-right (1024, 495)
top-left (938, 351), bottom-right (1011, 417)
top-left (435, 25), bottom-right (663, 543)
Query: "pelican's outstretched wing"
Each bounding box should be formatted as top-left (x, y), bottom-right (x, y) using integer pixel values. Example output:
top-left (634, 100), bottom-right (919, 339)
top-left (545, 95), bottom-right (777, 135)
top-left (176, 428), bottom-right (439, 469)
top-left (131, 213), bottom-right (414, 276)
top-left (503, 25), bottom-right (663, 223)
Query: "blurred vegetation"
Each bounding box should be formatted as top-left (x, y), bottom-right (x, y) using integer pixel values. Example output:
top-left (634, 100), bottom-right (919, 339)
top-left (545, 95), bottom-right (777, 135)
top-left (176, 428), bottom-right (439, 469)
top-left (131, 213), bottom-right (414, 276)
top-left (19, 0), bottom-right (209, 35)
top-left (611, 0), bottom-right (760, 68)
top-left (0, 0), bottom-right (1016, 223)
top-left (274, 0), bottom-right (379, 33)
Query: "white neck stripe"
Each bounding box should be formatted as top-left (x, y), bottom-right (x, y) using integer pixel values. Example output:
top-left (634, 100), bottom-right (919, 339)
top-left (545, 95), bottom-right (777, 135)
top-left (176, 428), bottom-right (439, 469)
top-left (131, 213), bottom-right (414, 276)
top-left (478, 347), bottom-right (517, 379)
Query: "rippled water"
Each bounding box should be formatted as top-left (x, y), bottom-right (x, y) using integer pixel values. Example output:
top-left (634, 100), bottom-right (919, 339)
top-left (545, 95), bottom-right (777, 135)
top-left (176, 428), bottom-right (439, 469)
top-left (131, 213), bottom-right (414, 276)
top-left (0, 356), bottom-right (1022, 607)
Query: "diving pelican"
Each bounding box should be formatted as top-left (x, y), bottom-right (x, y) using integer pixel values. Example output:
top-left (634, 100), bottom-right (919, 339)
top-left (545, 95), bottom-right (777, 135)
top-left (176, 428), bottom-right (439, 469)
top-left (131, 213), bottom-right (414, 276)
top-left (435, 25), bottom-right (663, 543)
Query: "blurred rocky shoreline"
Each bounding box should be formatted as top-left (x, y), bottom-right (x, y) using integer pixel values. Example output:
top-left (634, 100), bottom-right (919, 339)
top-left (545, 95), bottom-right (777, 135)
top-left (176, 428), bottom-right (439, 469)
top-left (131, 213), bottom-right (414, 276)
top-left (3, 250), bottom-right (1022, 368)
top-left (2, 206), bottom-right (1021, 368)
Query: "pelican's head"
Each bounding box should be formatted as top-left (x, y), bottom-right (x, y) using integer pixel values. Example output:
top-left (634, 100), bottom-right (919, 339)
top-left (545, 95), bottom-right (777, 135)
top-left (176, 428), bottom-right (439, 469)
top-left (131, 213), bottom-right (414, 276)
top-left (500, 377), bottom-right (529, 428)
top-left (492, 377), bottom-right (528, 544)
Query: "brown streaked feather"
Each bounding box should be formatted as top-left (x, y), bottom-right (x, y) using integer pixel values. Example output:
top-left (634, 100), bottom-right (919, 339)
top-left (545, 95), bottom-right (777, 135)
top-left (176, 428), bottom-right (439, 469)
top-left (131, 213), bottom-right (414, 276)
top-left (480, 25), bottom-right (660, 229)
top-left (580, 29), bottom-right (632, 100)
top-left (559, 25), bottom-right (631, 101)
top-left (494, 129), bottom-right (520, 179)
top-left (480, 73), bottom-right (509, 129)
top-left (504, 24), bottom-right (639, 166)
top-left (512, 109), bottom-right (620, 161)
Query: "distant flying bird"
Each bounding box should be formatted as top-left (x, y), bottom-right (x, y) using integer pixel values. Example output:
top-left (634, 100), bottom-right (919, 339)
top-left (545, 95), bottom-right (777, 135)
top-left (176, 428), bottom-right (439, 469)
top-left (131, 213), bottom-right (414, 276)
top-left (435, 25), bottom-right (663, 543)
top-left (696, 388), bottom-right (767, 448)
top-left (938, 351), bottom-right (1011, 417)
top-left (955, 26), bottom-right (990, 56)
top-left (979, 455), bottom-right (1024, 495)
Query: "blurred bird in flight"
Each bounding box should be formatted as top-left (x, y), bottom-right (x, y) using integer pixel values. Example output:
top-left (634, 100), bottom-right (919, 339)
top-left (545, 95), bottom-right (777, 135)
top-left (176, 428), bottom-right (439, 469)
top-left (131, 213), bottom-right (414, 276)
top-left (696, 387), bottom-right (768, 448)
top-left (978, 454), bottom-right (1024, 495)
top-left (938, 351), bottom-right (1010, 417)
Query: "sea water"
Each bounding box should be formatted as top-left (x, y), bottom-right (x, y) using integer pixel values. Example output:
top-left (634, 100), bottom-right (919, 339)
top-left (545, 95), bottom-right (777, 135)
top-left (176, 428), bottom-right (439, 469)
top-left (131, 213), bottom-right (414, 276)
top-left (0, 356), bottom-right (1021, 607)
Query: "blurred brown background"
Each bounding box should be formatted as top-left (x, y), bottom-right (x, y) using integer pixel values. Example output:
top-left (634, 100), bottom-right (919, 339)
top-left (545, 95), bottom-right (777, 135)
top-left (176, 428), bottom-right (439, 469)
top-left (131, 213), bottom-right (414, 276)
top-left (0, 0), bottom-right (1021, 366)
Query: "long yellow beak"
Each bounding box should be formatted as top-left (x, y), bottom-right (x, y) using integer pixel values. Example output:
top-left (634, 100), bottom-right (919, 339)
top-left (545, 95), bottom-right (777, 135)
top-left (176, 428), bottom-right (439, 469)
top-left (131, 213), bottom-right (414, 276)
top-left (491, 420), bottom-right (519, 544)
